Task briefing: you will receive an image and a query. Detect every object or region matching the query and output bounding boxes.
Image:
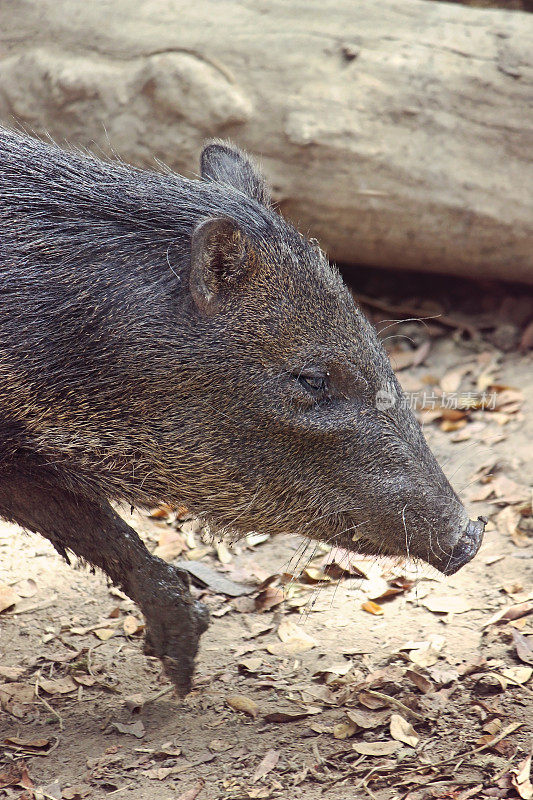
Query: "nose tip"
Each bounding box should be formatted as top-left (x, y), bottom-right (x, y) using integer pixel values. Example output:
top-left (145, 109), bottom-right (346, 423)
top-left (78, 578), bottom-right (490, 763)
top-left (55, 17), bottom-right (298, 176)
top-left (466, 515), bottom-right (487, 538)
top-left (441, 514), bottom-right (486, 575)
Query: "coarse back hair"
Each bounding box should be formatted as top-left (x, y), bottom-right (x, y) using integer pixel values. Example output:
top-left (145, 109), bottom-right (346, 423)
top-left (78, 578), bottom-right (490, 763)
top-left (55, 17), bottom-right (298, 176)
top-left (0, 127), bottom-right (300, 290)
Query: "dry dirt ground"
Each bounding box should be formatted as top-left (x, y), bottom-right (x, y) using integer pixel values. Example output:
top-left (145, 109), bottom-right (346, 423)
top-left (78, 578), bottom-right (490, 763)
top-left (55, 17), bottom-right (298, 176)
top-left (0, 276), bottom-right (532, 800)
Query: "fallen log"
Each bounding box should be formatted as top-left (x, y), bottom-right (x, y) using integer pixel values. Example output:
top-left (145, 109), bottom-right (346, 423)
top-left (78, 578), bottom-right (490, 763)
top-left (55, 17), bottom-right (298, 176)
top-left (1, 0), bottom-right (532, 282)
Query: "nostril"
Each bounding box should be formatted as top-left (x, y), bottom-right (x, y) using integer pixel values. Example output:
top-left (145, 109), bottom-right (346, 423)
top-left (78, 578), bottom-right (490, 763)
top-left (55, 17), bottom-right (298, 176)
top-left (465, 516), bottom-right (486, 539)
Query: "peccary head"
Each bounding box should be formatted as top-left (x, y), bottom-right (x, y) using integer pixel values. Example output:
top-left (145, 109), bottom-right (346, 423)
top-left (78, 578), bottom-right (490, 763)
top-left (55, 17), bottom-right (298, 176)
top-left (165, 142), bottom-right (485, 575)
top-left (0, 131), bottom-right (485, 576)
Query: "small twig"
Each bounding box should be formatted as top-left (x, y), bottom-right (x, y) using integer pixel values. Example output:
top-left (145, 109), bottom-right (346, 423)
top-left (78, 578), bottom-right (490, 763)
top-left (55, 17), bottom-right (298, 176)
top-left (39, 790), bottom-right (67, 800)
top-left (355, 767), bottom-right (383, 792)
top-left (145, 684), bottom-right (176, 704)
top-left (312, 740), bottom-right (325, 766)
top-left (46, 736), bottom-right (61, 756)
top-left (362, 778), bottom-right (381, 800)
top-left (424, 722), bottom-right (522, 767)
top-left (2, 735), bottom-right (61, 759)
top-left (391, 721), bottom-right (524, 782)
top-left (492, 749), bottom-right (519, 783)
top-left (321, 755), bottom-right (367, 793)
top-left (87, 639), bottom-right (109, 676)
top-left (363, 689), bottom-right (427, 722)
top-left (34, 674), bottom-right (63, 731)
top-left (354, 292), bottom-right (479, 339)
top-left (347, 722), bottom-right (523, 794)
top-left (6, 597), bottom-right (58, 615)
top-left (396, 779), bottom-right (481, 798)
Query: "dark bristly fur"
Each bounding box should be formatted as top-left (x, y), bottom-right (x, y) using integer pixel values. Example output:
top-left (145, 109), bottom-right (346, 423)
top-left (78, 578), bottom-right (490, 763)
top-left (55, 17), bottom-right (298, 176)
top-left (0, 129), bottom-right (485, 693)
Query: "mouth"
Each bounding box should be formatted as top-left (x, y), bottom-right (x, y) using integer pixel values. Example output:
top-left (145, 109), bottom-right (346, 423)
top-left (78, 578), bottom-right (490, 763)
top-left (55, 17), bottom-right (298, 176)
top-left (438, 516), bottom-right (487, 576)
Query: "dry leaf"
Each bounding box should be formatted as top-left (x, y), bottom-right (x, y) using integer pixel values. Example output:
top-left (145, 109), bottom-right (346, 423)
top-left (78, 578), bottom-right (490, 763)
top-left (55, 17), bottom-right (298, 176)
top-left (390, 713), bottom-right (419, 747)
top-left (503, 581), bottom-right (524, 595)
top-left (238, 657), bottom-right (263, 673)
top-left (313, 661), bottom-right (355, 686)
top-left (450, 427), bottom-right (473, 443)
top-left (94, 627), bottom-right (115, 641)
top-left (70, 620), bottom-right (118, 635)
top-left (0, 666), bottom-right (24, 682)
top-left (500, 666), bottom-right (532, 685)
top-left (483, 719), bottom-right (502, 735)
top-left (520, 320), bottom-right (533, 352)
top-left (512, 630), bottom-right (533, 665)
top-left (216, 542), bottom-right (232, 564)
top-left (62, 786), bottom-right (92, 800)
top-left (358, 690), bottom-right (388, 709)
top-left (363, 577), bottom-right (389, 600)
top-left (484, 601), bottom-right (533, 627)
top-left (428, 665), bottom-right (460, 685)
top-left (511, 751), bottom-right (533, 800)
top-left (255, 586), bottom-right (285, 612)
top-left (38, 677), bottom-right (77, 695)
top-left (333, 721), bottom-right (357, 739)
top-left (252, 749), bottom-right (279, 782)
top-left (226, 694), bottom-right (259, 718)
top-left (153, 529), bottom-right (186, 561)
top-left (495, 505), bottom-right (529, 548)
top-left (176, 781), bottom-right (205, 800)
top-left (404, 669), bottom-right (434, 694)
top-left (13, 579), bottom-right (37, 598)
top-left (440, 364), bottom-right (472, 393)
top-left (510, 617), bottom-right (529, 630)
top-left (302, 567), bottom-right (331, 583)
top-left (123, 615), bottom-right (144, 636)
top-left (149, 503), bottom-right (173, 519)
top-left (407, 636), bottom-right (445, 668)
top-left (389, 341), bottom-right (431, 372)
top-left (209, 739), bottom-right (232, 753)
top-left (268, 620), bottom-right (316, 654)
top-left (322, 552), bottom-right (382, 580)
top-left (371, 577), bottom-right (414, 602)
top-left (264, 708), bottom-right (320, 722)
top-left (492, 387), bottom-right (524, 413)
top-left (0, 682), bottom-right (35, 708)
top-left (485, 554), bottom-right (505, 565)
top-left (110, 720), bottom-right (145, 738)
top-left (440, 418), bottom-right (467, 432)
top-left (469, 483), bottom-right (496, 502)
top-left (490, 476), bottom-right (531, 505)
top-left (362, 600), bottom-right (384, 616)
top-left (4, 736), bottom-right (50, 750)
top-left (124, 693), bottom-right (145, 712)
top-left (0, 583), bottom-right (18, 613)
top-left (346, 709), bottom-right (390, 729)
top-left (0, 761), bottom-right (34, 791)
top-left (72, 674), bottom-right (96, 687)
top-left (298, 684), bottom-right (337, 705)
top-left (422, 594), bottom-right (473, 615)
top-left (352, 740), bottom-right (400, 756)
top-left (185, 546), bottom-right (211, 560)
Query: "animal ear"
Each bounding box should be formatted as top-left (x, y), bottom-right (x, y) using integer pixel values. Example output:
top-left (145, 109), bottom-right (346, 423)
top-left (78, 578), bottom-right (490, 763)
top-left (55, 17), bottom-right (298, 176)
top-left (200, 141), bottom-right (271, 207)
top-left (190, 217), bottom-right (252, 315)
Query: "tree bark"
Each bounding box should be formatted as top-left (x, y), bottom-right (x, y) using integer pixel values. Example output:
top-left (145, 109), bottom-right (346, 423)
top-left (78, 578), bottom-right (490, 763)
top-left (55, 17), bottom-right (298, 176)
top-left (1, 0), bottom-right (532, 282)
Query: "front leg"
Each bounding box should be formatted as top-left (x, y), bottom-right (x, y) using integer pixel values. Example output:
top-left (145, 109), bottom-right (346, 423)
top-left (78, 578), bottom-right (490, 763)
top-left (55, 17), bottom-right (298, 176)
top-left (0, 470), bottom-right (209, 695)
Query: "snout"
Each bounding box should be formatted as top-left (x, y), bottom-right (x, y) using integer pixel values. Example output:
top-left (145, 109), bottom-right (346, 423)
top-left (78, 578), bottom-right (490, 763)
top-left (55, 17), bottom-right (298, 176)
top-left (439, 516), bottom-right (487, 576)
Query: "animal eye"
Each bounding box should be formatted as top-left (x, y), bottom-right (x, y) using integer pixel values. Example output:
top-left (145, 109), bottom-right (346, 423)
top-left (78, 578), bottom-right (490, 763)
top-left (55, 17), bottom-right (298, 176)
top-left (295, 372), bottom-right (328, 395)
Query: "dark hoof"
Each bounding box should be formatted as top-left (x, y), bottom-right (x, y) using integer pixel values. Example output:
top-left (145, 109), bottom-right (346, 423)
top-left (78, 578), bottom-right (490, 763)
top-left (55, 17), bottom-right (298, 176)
top-left (143, 597), bottom-right (209, 696)
top-left (136, 561), bottom-right (210, 696)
